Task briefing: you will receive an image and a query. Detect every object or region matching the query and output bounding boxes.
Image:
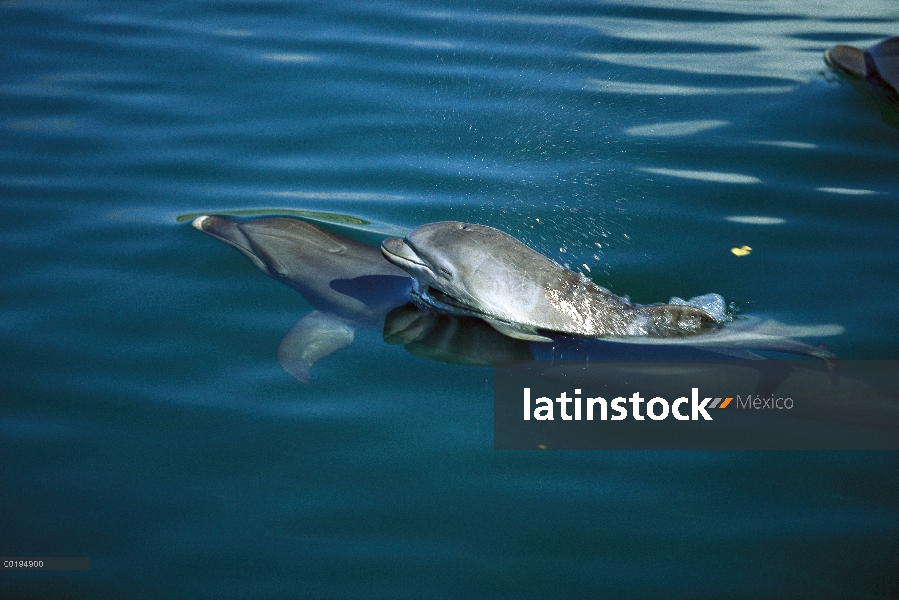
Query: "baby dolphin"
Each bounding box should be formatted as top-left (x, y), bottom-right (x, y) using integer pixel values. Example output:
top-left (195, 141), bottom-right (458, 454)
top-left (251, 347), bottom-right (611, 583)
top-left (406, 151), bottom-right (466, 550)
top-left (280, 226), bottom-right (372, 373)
top-left (381, 221), bottom-right (718, 343)
top-left (825, 36), bottom-right (899, 106)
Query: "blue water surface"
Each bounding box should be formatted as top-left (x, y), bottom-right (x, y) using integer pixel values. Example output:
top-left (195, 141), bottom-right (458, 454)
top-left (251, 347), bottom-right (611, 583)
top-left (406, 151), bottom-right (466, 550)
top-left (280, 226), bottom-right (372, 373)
top-left (1, 0), bottom-right (898, 598)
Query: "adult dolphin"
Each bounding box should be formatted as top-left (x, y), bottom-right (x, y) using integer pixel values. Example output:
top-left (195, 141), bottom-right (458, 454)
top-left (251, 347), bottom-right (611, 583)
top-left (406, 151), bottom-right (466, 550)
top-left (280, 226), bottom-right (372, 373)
top-left (192, 216), bottom-right (534, 380)
top-left (381, 221), bottom-right (839, 360)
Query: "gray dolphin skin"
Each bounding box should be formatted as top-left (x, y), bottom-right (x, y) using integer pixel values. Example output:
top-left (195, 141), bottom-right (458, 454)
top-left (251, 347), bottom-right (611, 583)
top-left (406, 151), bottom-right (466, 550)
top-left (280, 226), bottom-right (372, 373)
top-left (381, 221), bottom-right (718, 343)
top-left (193, 215), bottom-right (413, 381)
top-left (381, 221), bottom-right (840, 360)
top-left (825, 36), bottom-right (899, 105)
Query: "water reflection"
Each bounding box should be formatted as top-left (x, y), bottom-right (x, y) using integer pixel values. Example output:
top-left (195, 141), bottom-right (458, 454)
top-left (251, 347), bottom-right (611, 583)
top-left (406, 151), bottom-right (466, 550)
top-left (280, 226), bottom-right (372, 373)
top-left (267, 190), bottom-right (407, 202)
top-left (640, 167), bottom-right (761, 184)
top-left (383, 305), bottom-right (534, 366)
top-left (753, 140), bottom-right (817, 149)
top-left (625, 119), bottom-right (728, 136)
top-left (259, 53), bottom-right (318, 63)
top-left (725, 215), bottom-right (786, 225)
top-left (577, 51), bottom-right (808, 82)
top-left (817, 186), bottom-right (878, 195)
top-left (588, 79), bottom-right (795, 95)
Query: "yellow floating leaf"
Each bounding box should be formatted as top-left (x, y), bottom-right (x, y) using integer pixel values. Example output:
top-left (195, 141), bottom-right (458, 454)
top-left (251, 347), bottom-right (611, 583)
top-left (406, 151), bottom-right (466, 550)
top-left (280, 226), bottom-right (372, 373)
top-left (731, 245), bottom-right (752, 256)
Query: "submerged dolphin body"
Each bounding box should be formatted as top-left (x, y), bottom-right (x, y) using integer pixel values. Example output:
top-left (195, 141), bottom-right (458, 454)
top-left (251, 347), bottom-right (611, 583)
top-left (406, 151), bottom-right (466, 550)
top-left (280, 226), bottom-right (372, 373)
top-left (193, 215), bottom-right (413, 381)
top-left (603, 318), bottom-right (840, 361)
top-left (381, 221), bottom-right (718, 343)
top-left (381, 221), bottom-right (840, 360)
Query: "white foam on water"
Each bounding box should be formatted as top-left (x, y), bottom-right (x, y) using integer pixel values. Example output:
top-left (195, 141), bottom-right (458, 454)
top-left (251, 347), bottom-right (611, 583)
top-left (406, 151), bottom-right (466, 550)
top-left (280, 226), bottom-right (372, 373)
top-left (669, 293), bottom-right (729, 323)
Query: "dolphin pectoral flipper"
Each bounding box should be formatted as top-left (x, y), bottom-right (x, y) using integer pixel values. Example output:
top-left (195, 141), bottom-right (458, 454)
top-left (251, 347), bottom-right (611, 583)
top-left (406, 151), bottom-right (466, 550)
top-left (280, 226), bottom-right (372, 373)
top-left (482, 317), bottom-right (554, 343)
top-left (276, 311), bottom-right (355, 383)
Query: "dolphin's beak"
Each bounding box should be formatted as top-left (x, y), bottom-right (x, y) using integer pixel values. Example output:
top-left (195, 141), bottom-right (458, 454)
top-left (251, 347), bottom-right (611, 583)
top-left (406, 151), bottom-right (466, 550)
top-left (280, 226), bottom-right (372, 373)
top-left (824, 44), bottom-right (867, 79)
top-left (193, 216), bottom-right (253, 253)
top-left (191, 216), bottom-right (207, 230)
top-left (191, 215), bottom-right (270, 274)
top-left (380, 237), bottom-right (406, 257)
top-left (381, 237), bottom-right (428, 271)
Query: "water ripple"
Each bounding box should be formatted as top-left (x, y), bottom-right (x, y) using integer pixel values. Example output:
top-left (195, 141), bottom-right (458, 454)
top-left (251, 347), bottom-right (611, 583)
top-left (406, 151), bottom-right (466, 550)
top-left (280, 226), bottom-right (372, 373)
top-left (640, 167), bottom-right (762, 184)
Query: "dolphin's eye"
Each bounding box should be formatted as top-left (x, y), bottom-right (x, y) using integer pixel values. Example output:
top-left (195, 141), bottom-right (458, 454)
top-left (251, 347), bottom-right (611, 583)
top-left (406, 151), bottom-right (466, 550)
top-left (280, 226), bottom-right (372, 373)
top-left (439, 267), bottom-right (452, 277)
top-left (461, 224), bottom-right (472, 231)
